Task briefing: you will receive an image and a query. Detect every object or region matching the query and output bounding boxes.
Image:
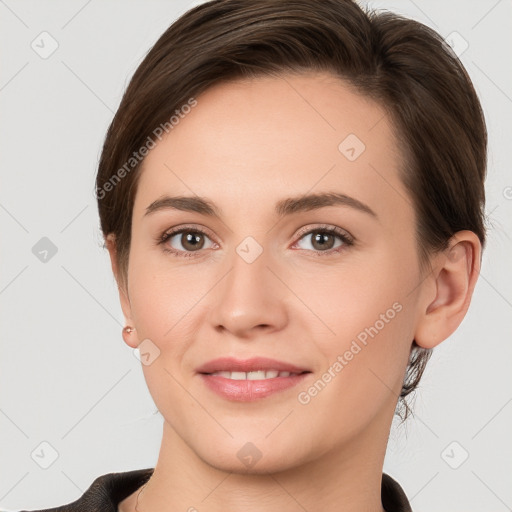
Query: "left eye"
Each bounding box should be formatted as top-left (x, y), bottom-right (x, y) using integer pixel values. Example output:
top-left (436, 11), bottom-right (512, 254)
top-left (293, 227), bottom-right (352, 254)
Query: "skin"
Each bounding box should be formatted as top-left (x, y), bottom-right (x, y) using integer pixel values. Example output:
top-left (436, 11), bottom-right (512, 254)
top-left (110, 71), bottom-right (481, 512)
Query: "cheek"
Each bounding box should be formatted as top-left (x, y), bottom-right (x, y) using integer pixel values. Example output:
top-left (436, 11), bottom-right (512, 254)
top-left (127, 246), bottom-right (210, 338)
top-left (300, 251), bottom-right (417, 397)
top-left (318, 283), bottom-right (410, 382)
top-left (126, 252), bottom-right (207, 418)
top-left (299, 293), bottom-right (413, 435)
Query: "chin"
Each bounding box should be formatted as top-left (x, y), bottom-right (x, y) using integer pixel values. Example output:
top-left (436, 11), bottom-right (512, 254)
top-left (192, 434), bottom-right (310, 476)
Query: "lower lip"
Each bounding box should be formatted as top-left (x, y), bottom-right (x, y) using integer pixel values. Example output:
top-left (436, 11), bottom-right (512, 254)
top-left (199, 373), bottom-right (310, 401)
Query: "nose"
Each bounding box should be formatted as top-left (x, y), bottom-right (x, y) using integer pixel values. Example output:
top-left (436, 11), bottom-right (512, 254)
top-left (207, 241), bottom-right (289, 339)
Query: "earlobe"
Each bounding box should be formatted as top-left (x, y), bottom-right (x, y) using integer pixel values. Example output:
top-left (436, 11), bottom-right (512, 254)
top-left (122, 325), bottom-right (139, 349)
top-left (414, 231), bottom-right (481, 349)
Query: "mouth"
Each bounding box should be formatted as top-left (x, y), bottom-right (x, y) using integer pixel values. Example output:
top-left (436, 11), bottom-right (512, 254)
top-left (196, 357), bottom-right (312, 401)
top-left (198, 371), bottom-right (311, 401)
top-left (201, 370), bottom-right (310, 380)
top-left (196, 356), bottom-right (311, 375)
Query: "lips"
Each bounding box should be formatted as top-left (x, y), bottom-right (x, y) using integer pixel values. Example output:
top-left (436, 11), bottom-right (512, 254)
top-left (208, 370), bottom-right (300, 380)
top-left (196, 356), bottom-right (311, 376)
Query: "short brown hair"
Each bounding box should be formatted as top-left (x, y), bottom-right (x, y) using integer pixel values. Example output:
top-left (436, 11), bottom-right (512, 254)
top-left (95, 0), bottom-right (487, 419)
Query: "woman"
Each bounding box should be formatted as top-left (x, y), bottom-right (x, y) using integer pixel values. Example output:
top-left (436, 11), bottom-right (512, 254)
top-left (20, 0), bottom-right (486, 510)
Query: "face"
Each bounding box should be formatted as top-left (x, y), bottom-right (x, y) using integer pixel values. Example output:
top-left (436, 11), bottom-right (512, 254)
top-left (117, 71), bottom-right (426, 473)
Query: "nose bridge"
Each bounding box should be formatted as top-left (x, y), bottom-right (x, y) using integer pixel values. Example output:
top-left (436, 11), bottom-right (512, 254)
top-left (209, 235), bottom-right (287, 334)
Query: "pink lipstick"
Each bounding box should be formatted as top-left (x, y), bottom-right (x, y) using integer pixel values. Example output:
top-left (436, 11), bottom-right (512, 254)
top-left (196, 356), bottom-right (311, 401)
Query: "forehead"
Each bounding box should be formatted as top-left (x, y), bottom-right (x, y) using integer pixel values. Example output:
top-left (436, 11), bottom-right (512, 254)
top-left (134, 71), bottom-right (410, 223)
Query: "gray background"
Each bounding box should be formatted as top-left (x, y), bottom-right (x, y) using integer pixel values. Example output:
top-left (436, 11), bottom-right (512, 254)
top-left (1, 0), bottom-right (511, 510)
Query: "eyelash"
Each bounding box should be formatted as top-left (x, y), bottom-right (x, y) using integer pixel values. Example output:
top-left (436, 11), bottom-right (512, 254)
top-left (156, 224), bottom-right (354, 258)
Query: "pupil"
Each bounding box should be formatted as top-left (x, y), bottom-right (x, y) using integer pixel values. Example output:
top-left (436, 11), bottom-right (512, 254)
top-left (184, 232), bottom-right (203, 250)
top-left (313, 232), bottom-right (333, 250)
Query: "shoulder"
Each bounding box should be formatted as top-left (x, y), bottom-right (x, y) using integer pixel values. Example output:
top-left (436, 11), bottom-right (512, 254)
top-left (382, 472), bottom-right (413, 512)
top-left (15, 468), bottom-right (154, 512)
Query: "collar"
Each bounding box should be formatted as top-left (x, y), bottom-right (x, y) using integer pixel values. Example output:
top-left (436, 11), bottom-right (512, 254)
top-left (21, 468), bottom-right (412, 511)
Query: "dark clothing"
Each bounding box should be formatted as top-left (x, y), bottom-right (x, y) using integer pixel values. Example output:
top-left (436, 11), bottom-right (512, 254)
top-left (18, 468), bottom-right (412, 511)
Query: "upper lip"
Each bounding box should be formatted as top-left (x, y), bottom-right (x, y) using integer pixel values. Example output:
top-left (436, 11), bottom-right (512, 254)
top-left (196, 357), bottom-right (311, 374)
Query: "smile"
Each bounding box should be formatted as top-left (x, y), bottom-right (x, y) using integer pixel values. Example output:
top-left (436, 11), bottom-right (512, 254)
top-left (207, 370), bottom-right (304, 380)
top-left (199, 371), bottom-right (311, 401)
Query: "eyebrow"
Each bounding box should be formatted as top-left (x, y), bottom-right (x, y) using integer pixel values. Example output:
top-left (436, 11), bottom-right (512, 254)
top-left (144, 192), bottom-right (377, 219)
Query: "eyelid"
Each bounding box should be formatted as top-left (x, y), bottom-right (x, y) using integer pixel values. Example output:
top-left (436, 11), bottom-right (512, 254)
top-left (293, 223), bottom-right (354, 244)
top-left (159, 223), bottom-right (217, 243)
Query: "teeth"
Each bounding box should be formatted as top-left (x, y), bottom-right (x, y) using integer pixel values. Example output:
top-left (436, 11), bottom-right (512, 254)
top-left (209, 370), bottom-right (298, 380)
top-left (247, 370), bottom-right (266, 380)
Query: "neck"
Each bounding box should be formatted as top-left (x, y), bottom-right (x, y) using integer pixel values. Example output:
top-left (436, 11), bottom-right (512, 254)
top-left (132, 416), bottom-right (390, 512)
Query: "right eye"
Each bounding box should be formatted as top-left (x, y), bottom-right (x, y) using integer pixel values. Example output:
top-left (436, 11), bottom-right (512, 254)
top-left (158, 226), bottom-right (218, 257)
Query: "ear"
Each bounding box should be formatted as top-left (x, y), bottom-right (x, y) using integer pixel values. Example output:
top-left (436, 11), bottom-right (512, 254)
top-left (105, 234), bottom-right (139, 348)
top-left (414, 230), bottom-right (482, 349)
